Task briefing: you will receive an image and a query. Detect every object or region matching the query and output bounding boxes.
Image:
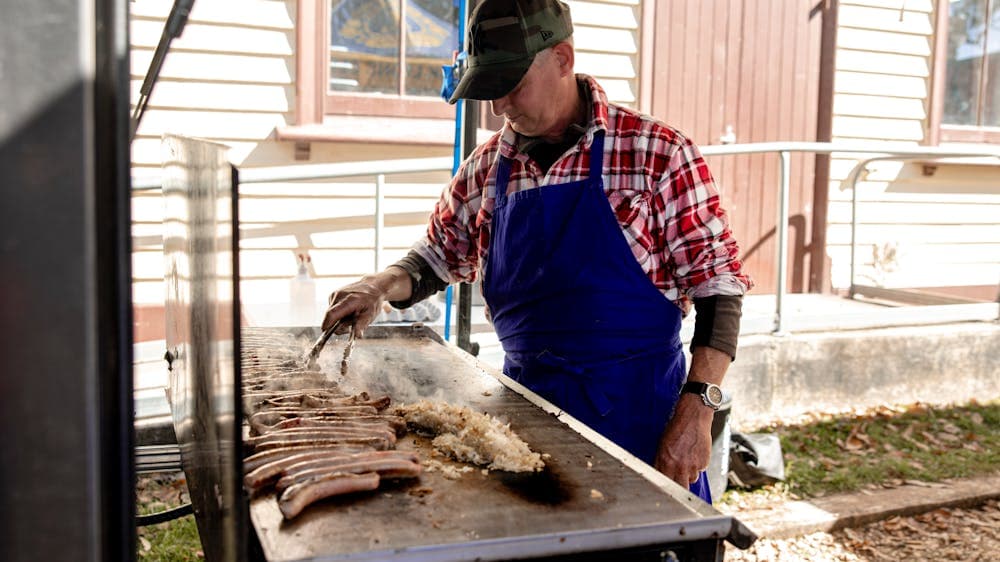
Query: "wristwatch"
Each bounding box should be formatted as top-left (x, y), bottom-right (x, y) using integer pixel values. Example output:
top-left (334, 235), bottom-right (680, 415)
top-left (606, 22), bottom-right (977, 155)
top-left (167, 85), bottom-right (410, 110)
top-left (681, 381), bottom-right (724, 410)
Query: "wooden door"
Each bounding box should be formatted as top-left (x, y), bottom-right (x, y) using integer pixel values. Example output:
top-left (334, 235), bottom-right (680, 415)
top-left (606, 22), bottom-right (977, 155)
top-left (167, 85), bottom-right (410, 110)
top-left (644, 0), bottom-right (831, 294)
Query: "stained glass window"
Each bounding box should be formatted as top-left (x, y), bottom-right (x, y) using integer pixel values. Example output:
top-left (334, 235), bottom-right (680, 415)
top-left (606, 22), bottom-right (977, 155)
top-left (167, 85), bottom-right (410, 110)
top-left (329, 0), bottom-right (458, 97)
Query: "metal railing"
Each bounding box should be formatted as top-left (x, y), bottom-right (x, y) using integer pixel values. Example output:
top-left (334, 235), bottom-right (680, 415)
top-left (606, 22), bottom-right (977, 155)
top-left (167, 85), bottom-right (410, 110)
top-left (133, 141), bottom-right (1000, 334)
top-left (697, 142), bottom-right (1000, 332)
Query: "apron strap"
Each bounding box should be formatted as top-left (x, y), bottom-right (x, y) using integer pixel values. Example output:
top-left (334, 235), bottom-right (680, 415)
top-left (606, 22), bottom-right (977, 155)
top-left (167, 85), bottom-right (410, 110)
top-left (495, 130), bottom-right (603, 206)
top-left (589, 131), bottom-right (605, 179)
top-left (494, 154), bottom-right (513, 206)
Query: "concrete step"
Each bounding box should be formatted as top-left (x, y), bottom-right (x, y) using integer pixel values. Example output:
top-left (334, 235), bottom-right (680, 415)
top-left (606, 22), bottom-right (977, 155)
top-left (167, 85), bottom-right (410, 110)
top-left (729, 474), bottom-right (1000, 539)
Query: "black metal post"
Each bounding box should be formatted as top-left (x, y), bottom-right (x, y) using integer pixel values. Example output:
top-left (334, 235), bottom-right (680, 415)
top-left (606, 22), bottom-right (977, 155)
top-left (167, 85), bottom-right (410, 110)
top-left (456, 95), bottom-right (480, 355)
top-left (0, 0), bottom-right (135, 560)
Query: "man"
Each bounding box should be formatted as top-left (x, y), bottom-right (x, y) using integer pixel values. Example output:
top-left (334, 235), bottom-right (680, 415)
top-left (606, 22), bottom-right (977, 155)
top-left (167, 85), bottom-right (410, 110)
top-left (321, 0), bottom-right (751, 503)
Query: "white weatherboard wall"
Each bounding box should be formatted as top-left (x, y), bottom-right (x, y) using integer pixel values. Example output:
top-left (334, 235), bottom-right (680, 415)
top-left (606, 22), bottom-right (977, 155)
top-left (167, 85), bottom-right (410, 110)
top-left (129, 0), bottom-right (641, 333)
top-left (570, 0), bottom-right (641, 104)
top-left (827, 0), bottom-right (1000, 293)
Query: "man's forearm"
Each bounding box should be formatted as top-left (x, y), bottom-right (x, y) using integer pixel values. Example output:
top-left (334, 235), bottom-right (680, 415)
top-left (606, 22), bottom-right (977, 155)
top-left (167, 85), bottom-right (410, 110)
top-left (686, 345), bottom-right (731, 386)
top-left (388, 250), bottom-right (449, 308)
top-left (671, 345), bottom-right (729, 426)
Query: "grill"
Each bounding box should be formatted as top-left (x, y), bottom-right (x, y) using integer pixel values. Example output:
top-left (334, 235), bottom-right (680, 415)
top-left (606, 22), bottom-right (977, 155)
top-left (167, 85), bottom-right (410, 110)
top-left (163, 135), bottom-right (755, 562)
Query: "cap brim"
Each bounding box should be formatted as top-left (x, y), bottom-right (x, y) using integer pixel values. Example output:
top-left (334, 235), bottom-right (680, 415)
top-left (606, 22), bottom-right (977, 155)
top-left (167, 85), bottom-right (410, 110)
top-left (448, 58), bottom-right (533, 104)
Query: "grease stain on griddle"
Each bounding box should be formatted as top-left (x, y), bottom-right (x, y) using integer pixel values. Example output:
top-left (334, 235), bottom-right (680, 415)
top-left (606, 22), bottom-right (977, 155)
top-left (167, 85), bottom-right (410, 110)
top-left (495, 464), bottom-right (572, 506)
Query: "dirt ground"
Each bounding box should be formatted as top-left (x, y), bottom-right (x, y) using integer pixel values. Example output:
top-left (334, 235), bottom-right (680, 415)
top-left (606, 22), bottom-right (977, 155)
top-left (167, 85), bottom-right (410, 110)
top-left (724, 499), bottom-right (1000, 561)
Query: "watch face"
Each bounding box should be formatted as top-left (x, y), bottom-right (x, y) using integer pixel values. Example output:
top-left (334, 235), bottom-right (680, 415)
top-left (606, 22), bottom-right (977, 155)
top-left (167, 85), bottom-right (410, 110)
top-left (706, 384), bottom-right (724, 406)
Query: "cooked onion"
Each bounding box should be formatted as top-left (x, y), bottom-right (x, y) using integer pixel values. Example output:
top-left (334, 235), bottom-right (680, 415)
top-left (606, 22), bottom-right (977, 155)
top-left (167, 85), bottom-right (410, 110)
top-left (394, 400), bottom-right (544, 473)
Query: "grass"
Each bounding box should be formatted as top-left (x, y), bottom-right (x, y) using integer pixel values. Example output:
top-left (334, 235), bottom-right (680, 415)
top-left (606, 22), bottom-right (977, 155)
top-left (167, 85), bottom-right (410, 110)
top-left (721, 400), bottom-right (1000, 505)
top-left (136, 474), bottom-right (203, 560)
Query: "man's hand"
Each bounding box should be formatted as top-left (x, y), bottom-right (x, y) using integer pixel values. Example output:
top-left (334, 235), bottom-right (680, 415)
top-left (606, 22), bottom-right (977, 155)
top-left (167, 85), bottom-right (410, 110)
top-left (654, 345), bottom-right (731, 486)
top-left (321, 267), bottom-right (412, 335)
top-left (654, 395), bottom-right (714, 485)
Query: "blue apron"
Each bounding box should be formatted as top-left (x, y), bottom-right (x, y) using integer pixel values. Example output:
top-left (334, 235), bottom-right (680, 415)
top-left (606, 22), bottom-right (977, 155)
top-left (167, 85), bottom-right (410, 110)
top-left (483, 131), bottom-right (711, 502)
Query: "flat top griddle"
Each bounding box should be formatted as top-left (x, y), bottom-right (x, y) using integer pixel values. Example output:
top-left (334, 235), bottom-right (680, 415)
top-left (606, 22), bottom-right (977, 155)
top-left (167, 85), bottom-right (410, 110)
top-left (247, 325), bottom-right (744, 562)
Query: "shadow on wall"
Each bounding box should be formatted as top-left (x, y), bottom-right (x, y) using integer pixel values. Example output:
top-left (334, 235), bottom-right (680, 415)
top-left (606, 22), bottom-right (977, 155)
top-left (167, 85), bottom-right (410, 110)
top-left (738, 213), bottom-right (811, 294)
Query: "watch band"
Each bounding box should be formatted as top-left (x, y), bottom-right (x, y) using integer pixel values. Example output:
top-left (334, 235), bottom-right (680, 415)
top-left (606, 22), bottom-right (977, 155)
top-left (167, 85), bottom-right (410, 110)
top-left (681, 381), bottom-right (723, 410)
top-left (681, 381), bottom-right (710, 395)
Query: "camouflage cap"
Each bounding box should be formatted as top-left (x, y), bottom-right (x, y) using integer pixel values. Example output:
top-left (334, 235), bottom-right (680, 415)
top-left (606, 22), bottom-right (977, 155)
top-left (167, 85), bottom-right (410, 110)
top-left (448, 0), bottom-right (574, 104)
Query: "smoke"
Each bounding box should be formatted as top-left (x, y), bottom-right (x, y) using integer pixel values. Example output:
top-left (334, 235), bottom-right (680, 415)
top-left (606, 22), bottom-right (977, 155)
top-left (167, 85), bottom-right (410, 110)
top-left (322, 338), bottom-right (482, 405)
top-left (240, 327), bottom-right (505, 415)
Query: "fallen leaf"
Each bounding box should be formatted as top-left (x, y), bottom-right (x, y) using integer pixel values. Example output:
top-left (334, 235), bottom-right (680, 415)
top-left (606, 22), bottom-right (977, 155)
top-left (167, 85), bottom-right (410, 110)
top-left (936, 432), bottom-right (960, 443)
top-left (843, 435), bottom-right (866, 451)
top-left (882, 516), bottom-right (903, 531)
top-left (139, 537), bottom-right (151, 552)
top-left (818, 455), bottom-right (841, 469)
top-left (903, 479), bottom-right (945, 488)
top-left (920, 431), bottom-right (943, 447)
top-left (899, 423), bottom-right (934, 452)
top-left (590, 489), bottom-right (604, 500)
top-left (842, 527), bottom-right (863, 543)
top-left (939, 422), bottom-right (961, 434)
top-left (969, 412), bottom-right (984, 425)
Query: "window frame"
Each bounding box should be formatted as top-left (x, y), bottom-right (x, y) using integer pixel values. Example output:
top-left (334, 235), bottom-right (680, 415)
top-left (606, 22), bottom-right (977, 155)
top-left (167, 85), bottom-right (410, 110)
top-left (295, 0), bottom-right (455, 125)
top-left (930, 0), bottom-right (1000, 144)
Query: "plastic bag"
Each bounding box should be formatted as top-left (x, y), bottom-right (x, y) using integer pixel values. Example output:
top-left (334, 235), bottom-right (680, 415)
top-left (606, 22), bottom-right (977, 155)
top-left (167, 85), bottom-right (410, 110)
top-left (728, 432), bottom-right (785, 488)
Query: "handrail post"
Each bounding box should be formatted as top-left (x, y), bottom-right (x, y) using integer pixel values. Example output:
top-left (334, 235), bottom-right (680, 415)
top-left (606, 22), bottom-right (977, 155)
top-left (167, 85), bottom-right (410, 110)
top-left (848, 163), bottom-right (860, 299)
top-left (374, 174), bottom-right (385, 271)
top-left (774, 151), bottom-right (791, 334)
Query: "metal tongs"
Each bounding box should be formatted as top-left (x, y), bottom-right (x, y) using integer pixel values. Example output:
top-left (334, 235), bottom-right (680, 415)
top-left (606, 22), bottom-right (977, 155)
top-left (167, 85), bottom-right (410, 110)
top-left (305, 319), bottom-right (356, 374)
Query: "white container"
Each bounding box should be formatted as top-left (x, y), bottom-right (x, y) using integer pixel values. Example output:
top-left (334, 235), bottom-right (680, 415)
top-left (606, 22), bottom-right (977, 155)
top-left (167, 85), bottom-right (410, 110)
top-left (289, 253), bottom-right (317, 327)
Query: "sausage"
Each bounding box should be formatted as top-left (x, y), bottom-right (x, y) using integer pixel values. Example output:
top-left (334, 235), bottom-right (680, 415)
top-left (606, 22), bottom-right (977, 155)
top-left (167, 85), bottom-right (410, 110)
top-left (243, 444), bottom-right (374, 472)
top-left (248, 410), bottom-right (403, 436)
top-left (302, 393), bottom-right (392, 411)
top-left (276, 456), bottom-right (421, 493)
top-left (278, 472), bottom-right (381, 520)
top-left (245, 450), bottom-right (419, 493)
top-left (248, 427), bottom-right (396, 448)
top-left (259, 416), bottom-right (395, 434)
top-left (249, 405), bottom-right (380, 425)
top-left (245, 450), bottom-right (354, 491)
top-left (251, 435), bottom-right (390, 452)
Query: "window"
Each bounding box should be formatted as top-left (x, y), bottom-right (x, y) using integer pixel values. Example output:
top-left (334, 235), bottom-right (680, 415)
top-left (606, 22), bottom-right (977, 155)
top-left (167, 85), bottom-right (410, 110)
top-left (932, 0), bottom-right (1000, 142)
top-left (944, 0), bottom-right (1000, 126)
top-left (296, 0), bottom-right (458, 124)
top-left (329, 0), bottom-right (457, 97)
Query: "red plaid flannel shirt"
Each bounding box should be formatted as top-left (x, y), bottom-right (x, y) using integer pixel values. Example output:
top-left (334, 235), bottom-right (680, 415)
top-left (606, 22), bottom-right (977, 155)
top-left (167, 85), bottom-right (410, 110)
top-left (414, 75), bottom-right (752, 314)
